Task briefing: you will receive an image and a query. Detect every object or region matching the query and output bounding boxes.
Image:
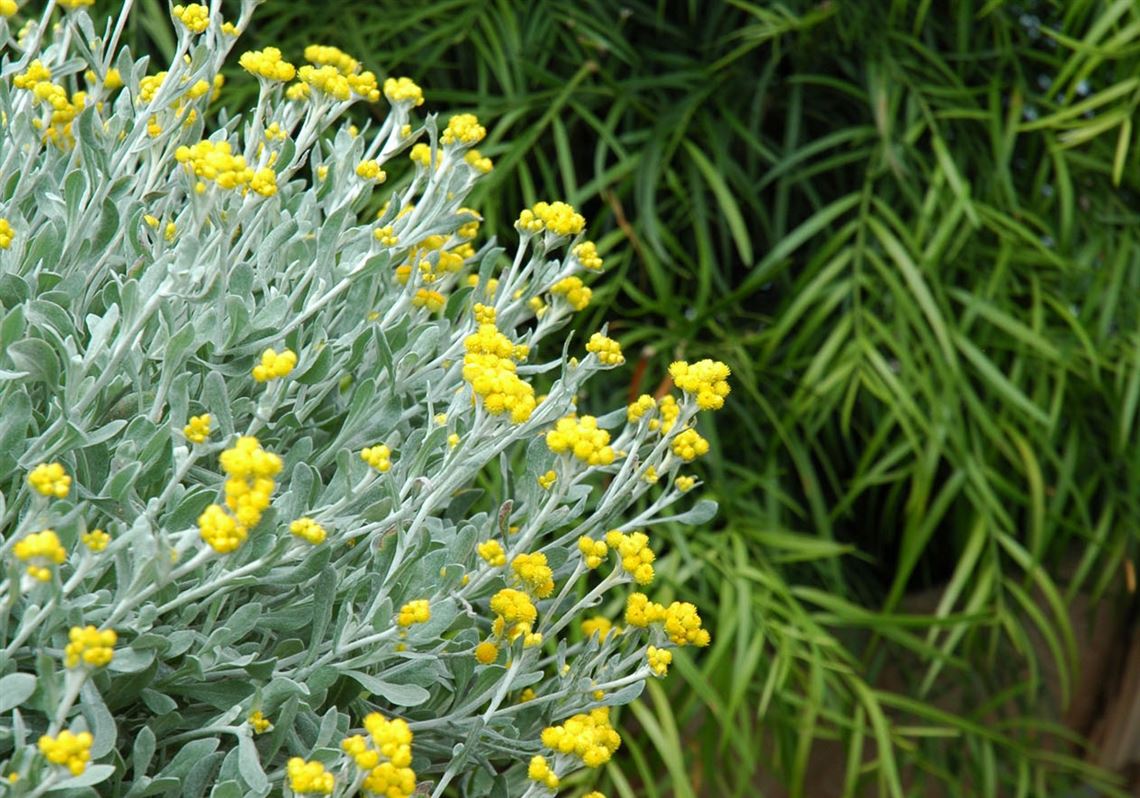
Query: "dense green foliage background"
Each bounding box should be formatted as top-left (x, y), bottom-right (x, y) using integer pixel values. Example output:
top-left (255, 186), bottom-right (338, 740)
top-left (123, 0), bottom-right (1140, 794)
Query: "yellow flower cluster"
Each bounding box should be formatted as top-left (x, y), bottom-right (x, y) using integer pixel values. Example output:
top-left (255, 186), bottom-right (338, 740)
top-left (0, 0), bottom-right (18, 16)
top-left (647, 645), bottom-right (672, 677)
top-left (577, 536), bottom-right (608, 569)
top-left (297, 65), bottom-right (350, 101)
top-left (199, 436), bottom-right (282, 553)
top-left (441, 113), bottom-right (485, 145)
top-left (384, 77), bottom-right (424, 106)
top-left (675, 475), bottom-right (696, 492)
top-left (540, 708), bottom-right (621, 768)
top-left (13, 59), bottom-right (51, 90)
top-left (172, 3), bottom-right (209, 33)
top-left (487, 588), bottom-right (543, 648)
top-left (624, 592), bottom-right (666, 627)
top-left (290, 517), bottom-right (326, 545)
top-left (457, 209), bottom-right (481, 239)
top-left (198, 504), bottom-right (243, 554)
top-left (28, 462), bottom-right (71, 498)
top-left (362, 758), bottom-right (417, 796)
top-left (264, 122), bottom-right (288, 142)
top-left (11, 60), bottom-right (90, 147)
top-left (473, 303), bottom-right (496, 324)
top-left (251, 347), bottom-right (297, 382)
top-left (628, 392), bottom-right (684, 434)
top-left (295, 46), bottom-right (379, 101)
top-left (0, 218), bottom-right (13, 249)
top-left (528, 755), bottom-right (560, 790)
top-left (250, 168), bottom-right (278, 196)
top-left (355, 159), bottom-right (386, 181)
top-left (341, 713), bottom-right (417, 798)
top-left (545, 415), bottom-right (614, 466)
top-left (490, 588), bottom-right (536, 627)
top-left (669, 359), bottom-right (731, 410)
top-left (239, 47), bottom-right (296, 82)
top-left (361, 444), bottom-right (392, 472)
top-left (605, 530), bottom-right (655, 585)
top-left (624, 594), bottom-right (710, 646)
top-left (176, 140), bottom-right (278, 196)
top-left (477, 539), bottom-right (506, 567)
top-left (304, 44), bottom-right (358, 74)
top-left (58, 0), bottom-right (94, 8)
top-left (671, 428), bottom-right (709, 462)
top-left (374, 225), bottom-right (399, 246)
top-left (464, 149), bottom-right (493, 173)
top-left (550, 276), bottom-right (591, 311)
top-left (585, 333), bottom-right (623, 366)
top-left (286, 758), bottom-right (333, 795)
top-left (537, 469), bottom-right (557, 490)
top-left (187, 79), bottom-right (212, 99)
top-left (220, 437), bottom-right (283, 521)
top-left (412, 288), bottom-right (445, 313)
top-left (365, 713), bottom-right (414, 764)
top-left (64, 626), bottom-right (117, 669)
top-left (81, 529), bottom-right (110, 552)
top-left (37, 730), bottom-right (93, 776)
top-left (511, 552), bottom-right (554, 598)
top-left (573, 241), bottom-right (604, 270)
top-left (663, 601), bottom-right (710, 647)
top-left (347, 72), bottom-right (381, 103)
top-left (462, 324), bottom-right (536, 423)
top-left (396, 233), bottom-right (468, 284)
top-left (13, 529), bottom-right (66, 581)
top-left (627, 395), bottom-right (655, 422)
top-left (580, 616), bottom-right (614, 640)
top-left (249, 711), bottom-right (271, 733)
top-left (183, 413), bottom-right (211, 443)
top-left (38, 86), bottom-right (86, 147)
top-left (397, 599), bottom-right (431, 627)
top-left (409, 143), bottom-right (435, 170)
top-left (516, 201), bottom-right (586, 237)
top-left (137, 72), bottom-right (166, 104)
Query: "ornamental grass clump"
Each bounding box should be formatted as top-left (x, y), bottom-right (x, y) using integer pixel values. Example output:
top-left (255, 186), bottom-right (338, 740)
top-left (0, 2), bottom-right (725, 796)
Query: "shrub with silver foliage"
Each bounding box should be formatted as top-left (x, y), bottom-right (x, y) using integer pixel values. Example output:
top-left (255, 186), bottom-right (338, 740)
top-left (0, 2), bottom-right (720, 796)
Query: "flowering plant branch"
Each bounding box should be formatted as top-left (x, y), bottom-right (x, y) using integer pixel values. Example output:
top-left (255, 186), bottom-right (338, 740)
top-left (0, 2), bottom-right (727, 796)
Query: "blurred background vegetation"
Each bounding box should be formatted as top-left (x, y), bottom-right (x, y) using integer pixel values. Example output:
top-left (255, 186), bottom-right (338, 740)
top-left (122, 0), bottom-right (1140, 794)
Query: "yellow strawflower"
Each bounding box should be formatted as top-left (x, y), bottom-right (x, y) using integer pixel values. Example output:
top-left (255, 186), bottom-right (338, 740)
top-left (183, 413), bottom-right (211, 443)
top-left (64, 626), bottom-right (116, 668)
top-left (239, 47), bottom-right (296, 82)
top-left (546, 415), bottom-right (614, 466)
top-left (13, 529), bottom-right (66, 581)
top-left (585, 332), bottom-right (623, 365)
top-left (251, 347), bottom-right (296, 381)
top-left (286, 758), bottom-right (333, 794)
top-left (361, 444), bottom-right (392, 472)
top-left (172, 3), bottom-right (209, 33)
top-left (37, 730), bottom-right (93, 776)
top-left (397, 599), bottom-right (431, 627)
top-left (28, 462), bottom-right (70, 498)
